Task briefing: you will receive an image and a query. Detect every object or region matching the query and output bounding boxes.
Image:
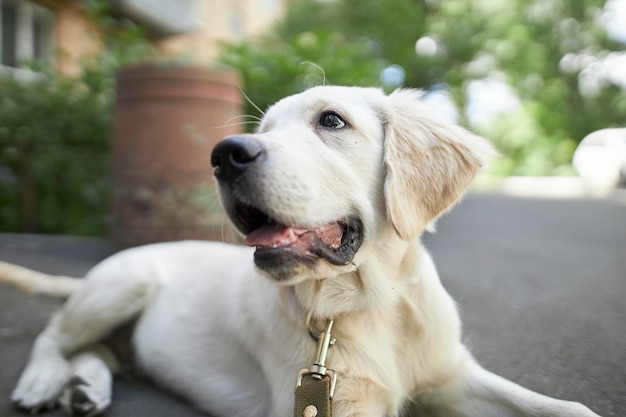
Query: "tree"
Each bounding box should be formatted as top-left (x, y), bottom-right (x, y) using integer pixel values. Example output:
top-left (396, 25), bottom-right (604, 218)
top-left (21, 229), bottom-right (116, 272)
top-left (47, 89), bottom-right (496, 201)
top-left (219, 28), bottom-right (385, 122)
top-left (427, 0), bottom-right (626, 174)
top-left (220, 0), bottom-right (626, 175)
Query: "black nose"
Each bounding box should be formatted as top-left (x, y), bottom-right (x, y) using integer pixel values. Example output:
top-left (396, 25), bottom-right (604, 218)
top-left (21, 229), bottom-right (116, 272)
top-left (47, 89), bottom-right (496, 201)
top-left (211, 136), bottom-right (264, 182)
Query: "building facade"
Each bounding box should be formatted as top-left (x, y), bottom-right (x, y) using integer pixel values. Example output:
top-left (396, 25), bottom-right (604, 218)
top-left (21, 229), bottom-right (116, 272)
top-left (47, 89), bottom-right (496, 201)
top-left (0, 0), bottom-right (286, 77)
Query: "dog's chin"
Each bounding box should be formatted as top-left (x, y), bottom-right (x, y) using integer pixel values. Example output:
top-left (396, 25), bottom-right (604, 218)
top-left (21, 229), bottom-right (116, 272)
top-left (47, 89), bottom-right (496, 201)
top-left (252, 251), bottom-right (317, 284)
top-left (226, 203), bottom-right (363, 283)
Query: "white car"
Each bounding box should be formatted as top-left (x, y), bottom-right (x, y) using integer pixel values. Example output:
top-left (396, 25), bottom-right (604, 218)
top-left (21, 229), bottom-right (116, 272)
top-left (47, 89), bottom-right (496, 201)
top-left (573, 128), bottom-right (626, 188)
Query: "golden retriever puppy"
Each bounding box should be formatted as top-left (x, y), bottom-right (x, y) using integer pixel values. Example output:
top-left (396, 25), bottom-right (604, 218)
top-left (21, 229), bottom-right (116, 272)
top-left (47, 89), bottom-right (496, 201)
top-left (2, 86), bottom-right (601, 417)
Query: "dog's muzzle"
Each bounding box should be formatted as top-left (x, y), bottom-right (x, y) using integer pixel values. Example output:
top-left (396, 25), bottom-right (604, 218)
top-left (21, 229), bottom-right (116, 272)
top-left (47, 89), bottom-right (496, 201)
top-left (211, 136), bottom-right (364, 279)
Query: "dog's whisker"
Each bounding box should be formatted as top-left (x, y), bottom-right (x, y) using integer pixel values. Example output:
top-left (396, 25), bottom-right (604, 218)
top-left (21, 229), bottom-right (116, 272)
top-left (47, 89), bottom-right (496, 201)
top-left (225, 114), bottom-right (263, 123)
top-left (215, 120), bottom-right (261, 129)
top-left (301, 61), bottom-right (327, 86)
top-left (239, 87), bottom-right (265, 117)
top-left (220, 215), bottom-right (229, 244)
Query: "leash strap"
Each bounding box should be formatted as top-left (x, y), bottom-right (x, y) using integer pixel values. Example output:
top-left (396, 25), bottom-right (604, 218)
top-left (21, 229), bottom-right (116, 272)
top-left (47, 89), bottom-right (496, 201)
top-left (294, 377), bottom-right (333, 417)
top-left (294, 319), bottom-right (337, 417)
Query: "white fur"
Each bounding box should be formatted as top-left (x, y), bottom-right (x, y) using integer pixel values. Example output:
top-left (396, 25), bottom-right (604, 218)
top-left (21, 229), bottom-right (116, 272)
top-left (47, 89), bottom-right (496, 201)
top-left (3, 86), bottom-right (601, 417)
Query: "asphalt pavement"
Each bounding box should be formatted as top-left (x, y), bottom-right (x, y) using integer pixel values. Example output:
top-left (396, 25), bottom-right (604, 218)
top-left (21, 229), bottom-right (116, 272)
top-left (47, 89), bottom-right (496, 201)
top-left (0, 192), bottom-right (624, 417)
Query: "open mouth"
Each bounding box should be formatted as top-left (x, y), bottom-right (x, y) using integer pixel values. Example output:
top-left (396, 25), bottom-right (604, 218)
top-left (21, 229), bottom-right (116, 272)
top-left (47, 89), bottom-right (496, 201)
top-left (234, 203), bottom-right (363, 266)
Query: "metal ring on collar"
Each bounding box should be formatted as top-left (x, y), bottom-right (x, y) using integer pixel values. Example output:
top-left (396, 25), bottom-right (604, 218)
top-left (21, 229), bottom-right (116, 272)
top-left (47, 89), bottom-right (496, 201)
top-left (305, 312), bottom-right (336, 345)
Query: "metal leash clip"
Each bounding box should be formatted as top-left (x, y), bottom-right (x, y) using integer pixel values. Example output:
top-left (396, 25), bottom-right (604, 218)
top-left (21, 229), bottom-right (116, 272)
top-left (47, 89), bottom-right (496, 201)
top-left (296, 319), bottom-right (338, 398)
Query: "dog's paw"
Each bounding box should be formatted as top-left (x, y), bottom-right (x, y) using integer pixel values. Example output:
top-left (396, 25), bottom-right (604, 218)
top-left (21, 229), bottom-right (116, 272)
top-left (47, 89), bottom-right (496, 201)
top-left (11, 357), bottom-right (70, 413)
top-left (59, 375), bottom-right (110, 417)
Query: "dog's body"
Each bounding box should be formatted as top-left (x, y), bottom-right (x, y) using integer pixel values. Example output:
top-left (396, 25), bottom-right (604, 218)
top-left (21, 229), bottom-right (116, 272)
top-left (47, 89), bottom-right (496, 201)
top-left (2, 86), bottom-right (601, 417)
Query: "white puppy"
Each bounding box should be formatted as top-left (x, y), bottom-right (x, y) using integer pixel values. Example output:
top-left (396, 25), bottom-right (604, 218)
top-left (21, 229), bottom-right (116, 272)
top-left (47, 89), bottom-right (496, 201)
top-left (2, 86), bottom-right (601, 417)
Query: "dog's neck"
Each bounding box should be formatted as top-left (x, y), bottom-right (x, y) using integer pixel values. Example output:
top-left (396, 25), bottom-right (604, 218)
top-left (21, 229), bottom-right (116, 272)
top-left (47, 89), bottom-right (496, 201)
top-left (290, 237), bottom-right (424, 322)
top-left (286, 238), bottom-right (445, 401)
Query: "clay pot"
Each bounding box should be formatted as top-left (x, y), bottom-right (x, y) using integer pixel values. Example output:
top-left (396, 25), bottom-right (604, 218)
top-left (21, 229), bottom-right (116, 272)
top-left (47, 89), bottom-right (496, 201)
top-left (111, 64), bottom-right (243, 247)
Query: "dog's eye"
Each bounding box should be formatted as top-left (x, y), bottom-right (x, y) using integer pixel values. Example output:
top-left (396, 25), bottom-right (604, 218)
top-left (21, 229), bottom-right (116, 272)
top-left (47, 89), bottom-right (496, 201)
top-left (319, 112), bottom-right (346, 129)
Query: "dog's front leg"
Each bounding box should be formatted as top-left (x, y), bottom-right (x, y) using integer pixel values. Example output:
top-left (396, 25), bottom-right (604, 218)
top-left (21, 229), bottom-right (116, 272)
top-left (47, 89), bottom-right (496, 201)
top-left (420, 363), bottom-right (602, 417)
top-left (331, 378), bottom-right (395, 417)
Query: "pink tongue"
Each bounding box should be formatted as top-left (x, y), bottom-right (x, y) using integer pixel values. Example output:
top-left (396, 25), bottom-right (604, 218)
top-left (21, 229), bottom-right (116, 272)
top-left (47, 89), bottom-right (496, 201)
top-left (244, 222), bottom-right (344, 249)
top-left (244, 223), bottom-right (302, 247)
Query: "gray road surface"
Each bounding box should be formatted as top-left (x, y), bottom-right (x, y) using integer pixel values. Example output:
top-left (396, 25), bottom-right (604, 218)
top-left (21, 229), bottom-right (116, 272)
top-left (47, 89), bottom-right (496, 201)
top-left (1, 192), bottom-right (624, 417)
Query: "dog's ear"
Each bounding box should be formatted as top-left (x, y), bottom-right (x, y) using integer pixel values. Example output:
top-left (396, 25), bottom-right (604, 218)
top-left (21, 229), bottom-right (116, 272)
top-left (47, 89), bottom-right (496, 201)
top-left (383, 89), bottom-right (494, 240)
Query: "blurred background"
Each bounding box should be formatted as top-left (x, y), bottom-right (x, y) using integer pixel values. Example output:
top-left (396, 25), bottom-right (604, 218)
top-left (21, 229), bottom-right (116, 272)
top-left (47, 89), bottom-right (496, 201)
top-left (1, 3), bottom-right (625, 416)
top-left (0, 0), bottom-right (624, 242)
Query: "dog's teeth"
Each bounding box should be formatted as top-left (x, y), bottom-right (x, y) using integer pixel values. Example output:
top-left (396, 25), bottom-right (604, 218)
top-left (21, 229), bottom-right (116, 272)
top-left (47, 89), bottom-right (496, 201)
top-left (272, 244), bottom-right (278, 248)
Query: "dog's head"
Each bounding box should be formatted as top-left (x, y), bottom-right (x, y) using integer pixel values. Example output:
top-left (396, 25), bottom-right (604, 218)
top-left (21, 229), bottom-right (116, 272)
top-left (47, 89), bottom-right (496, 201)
top-left (211, 86), bottom-right (492, 284)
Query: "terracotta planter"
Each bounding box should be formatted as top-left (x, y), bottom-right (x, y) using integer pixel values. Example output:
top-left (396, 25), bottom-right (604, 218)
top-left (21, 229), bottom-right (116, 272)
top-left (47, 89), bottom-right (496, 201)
top-left (111, 64), bottom-right (242, 247)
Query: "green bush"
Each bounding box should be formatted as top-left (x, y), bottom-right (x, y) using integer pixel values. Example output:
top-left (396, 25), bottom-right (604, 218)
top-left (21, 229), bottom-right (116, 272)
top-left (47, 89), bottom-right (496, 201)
top-left (0, 1), bottom-right (155, 236)
top-left (0, 66), bottom-right (113, 235)
top-left (476, 104), bottom-right (578, 177)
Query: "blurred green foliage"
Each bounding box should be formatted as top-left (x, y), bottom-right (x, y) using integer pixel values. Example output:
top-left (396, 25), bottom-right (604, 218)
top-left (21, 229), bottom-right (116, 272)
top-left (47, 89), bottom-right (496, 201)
top-left (220, 0), bottom-right (626, 176)
top-left (0, 66), bottom-right (112, 234)
top-left (220, 29), bottom-right (385, 119)
top-left (0, 1), bottom-right (154, 235)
